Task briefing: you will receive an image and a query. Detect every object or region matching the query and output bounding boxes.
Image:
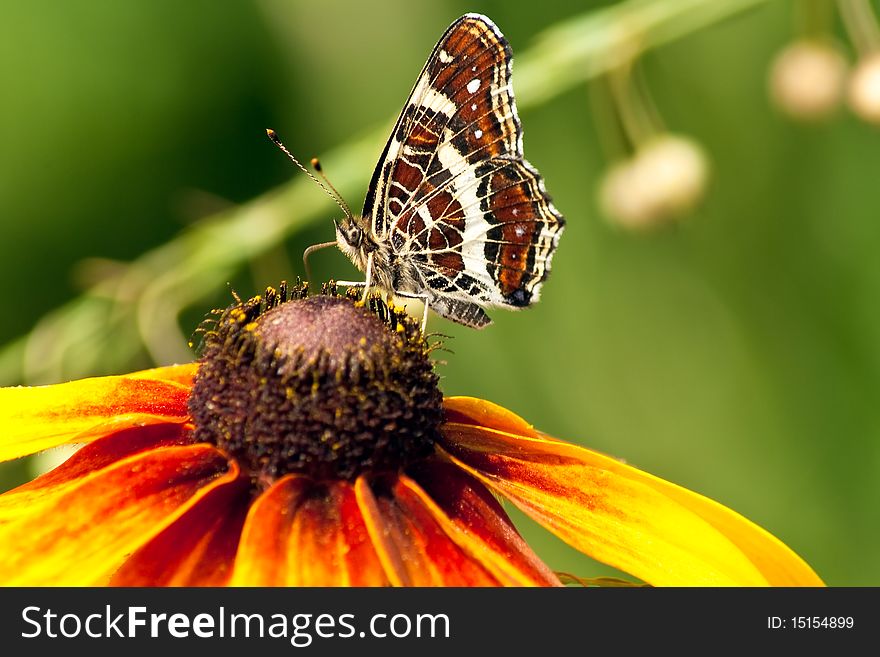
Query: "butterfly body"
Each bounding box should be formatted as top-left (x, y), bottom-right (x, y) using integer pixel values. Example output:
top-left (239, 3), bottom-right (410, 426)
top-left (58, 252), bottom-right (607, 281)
top-left (335, 217), bottom-right (421, 296)
top-left (336, 13), bottom-right (564, 329)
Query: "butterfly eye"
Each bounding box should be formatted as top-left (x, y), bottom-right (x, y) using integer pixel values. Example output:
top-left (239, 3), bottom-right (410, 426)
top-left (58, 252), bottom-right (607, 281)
top-left (347, 227), bottom-right (363, 247)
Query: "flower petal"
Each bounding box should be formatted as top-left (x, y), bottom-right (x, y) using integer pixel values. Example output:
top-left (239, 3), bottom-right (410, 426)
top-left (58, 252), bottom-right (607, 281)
top-left (440, 422), bottom-right (823, 586)
top-left (355, 474), bottom-right (500, 586)
top-left (110, 475), bottom-right (250, 586)
top-left (444, 397), bottom-right (539, 436)
top-left (0, 366), bottom-right (194, 462)
top-left (228, 475), bottom-right (310, 586)
top-left (129, 363), bottom-right (198, 386)
top-left (408, 461), bottom-right (561, 586)
top-left (230, 477), bottom-right (388, 587)
top-left (0, 443), bottom-right (233, 585)
top-left (0, 422), bottom-right (191, 517)
top-left (287, 482), bottom-right (389, 586)
top-left (618, 464), bottom-right (825, 586)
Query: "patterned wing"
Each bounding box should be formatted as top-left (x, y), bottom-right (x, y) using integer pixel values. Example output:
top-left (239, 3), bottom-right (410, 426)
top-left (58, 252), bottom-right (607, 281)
top-left (362, 13), bottom-right (565, 316)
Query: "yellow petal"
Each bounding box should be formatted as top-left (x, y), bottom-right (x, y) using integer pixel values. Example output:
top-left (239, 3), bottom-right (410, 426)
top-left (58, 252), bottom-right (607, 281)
top-left (129, 362), bottom-right (198, 386)
top-left (440, 421), bottom-right (823, 587)
top-left (0, 365), bottom-right (193, 462)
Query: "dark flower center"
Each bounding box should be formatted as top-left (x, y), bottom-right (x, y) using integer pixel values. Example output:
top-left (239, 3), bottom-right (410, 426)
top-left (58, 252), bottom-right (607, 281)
top-left (188, 284), bottom-right (443, 485)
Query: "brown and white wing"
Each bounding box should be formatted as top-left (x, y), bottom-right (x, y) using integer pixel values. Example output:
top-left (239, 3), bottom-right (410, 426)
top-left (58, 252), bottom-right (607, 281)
top-left (362, 13), bottom-right (565, 318)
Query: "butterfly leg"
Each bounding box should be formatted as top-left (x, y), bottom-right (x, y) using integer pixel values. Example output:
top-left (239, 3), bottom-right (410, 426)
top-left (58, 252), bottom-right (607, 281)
top-left (394, 291), bottom-right (432, 333)
top-left (361, 251), bottom-right (374, 303)
top-left (335, 252), bottom-right (374, 300)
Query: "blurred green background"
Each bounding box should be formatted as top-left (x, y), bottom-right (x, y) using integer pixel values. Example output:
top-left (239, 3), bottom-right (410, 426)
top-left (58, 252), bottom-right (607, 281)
top-left (1, 0), bottom-right (878, 586)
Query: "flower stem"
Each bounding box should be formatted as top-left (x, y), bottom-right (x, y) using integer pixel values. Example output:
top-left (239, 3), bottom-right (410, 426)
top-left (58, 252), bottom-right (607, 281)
top-left (838, 0), bottom-right (880, 55)
top-left (797, 0), bottom-right (837, 38)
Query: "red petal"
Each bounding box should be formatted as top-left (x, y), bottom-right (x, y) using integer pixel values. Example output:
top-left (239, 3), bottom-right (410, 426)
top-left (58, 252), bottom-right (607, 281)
top-left (287, 482), bottom-right (389, 586)
top-left (0, 423), bottom-right (191, 516)
top-left (110, 475), bottom-right (250, 586)
top-left (355, 474), bottom-right (501, 586)
top-left (408, 460), bottom-right (561, 586)
top-left (0, 444), bottom-right (233, 585)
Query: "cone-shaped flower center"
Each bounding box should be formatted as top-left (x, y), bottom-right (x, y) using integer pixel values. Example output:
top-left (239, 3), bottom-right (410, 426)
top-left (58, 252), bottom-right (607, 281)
top-left (189, 285), bottom-right (442, 485)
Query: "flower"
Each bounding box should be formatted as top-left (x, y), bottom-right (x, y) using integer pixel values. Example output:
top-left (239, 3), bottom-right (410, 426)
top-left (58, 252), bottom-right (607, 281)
top-left (0, 285), bottom-right (822, 586)
top-left (769, 40), bottom-right (848, 121)
top-left (598, 134), bottom-right (709, 230)
top-left (848, 52), bottom-right (880, 124)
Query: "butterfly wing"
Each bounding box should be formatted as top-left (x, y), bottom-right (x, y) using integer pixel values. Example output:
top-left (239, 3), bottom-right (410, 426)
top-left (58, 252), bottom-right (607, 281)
top-left (362, 13), bottom-right (564, 325)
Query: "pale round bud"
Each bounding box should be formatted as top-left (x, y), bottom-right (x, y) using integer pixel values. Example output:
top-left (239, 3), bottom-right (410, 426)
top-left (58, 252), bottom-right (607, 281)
top-left (633, 135), bottom-right (709, 217)
top-left (848, 52), bottom-right (880, 124)
top-left (769, 40), bottom-right (848, 120)
top-left (599, 134), bottom-right (709, 230)
top-left (598, 159), bottom-right (655, 230)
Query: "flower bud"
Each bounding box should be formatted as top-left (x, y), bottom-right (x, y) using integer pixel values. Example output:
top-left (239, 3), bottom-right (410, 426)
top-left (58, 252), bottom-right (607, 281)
top-left (598, 160), bottom-right (652, 229)
top-left (769, 40), bottom-right (848, 120)
top-left (848, 52), bottom-right (880, 123)
top-left (598, 134), bottom-right (709, 230)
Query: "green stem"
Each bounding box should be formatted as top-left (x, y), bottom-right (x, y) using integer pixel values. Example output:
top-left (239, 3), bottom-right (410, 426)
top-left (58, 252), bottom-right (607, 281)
top-left (838, 0), bottom-right (880, 54)
top-left (796, 0), bottom-right (837, 38)
top-left (608, 61), bottom-right (659, 150)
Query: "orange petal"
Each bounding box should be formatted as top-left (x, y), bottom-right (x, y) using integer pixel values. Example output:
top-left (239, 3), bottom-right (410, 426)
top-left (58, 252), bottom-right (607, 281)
top-left (444, 397), bottom-right (539, 436)
top-left (110, 475), bottom-right (250, 586)
top-left (355, 474), bottom-right (500, 586)
top-left (0, 366), bottom-right (194, 462)
top-left (229, 475), bottom-right (310, 586)
top-left (287, 482), bottom-right (389, 586)
top-left (230, 477), bottom-right (388, 586)
top-left (407, 461), bottom-right (561, 586)
top-left (0, 422), bottom-right (191, 517)
top-left (440, 422), bottom-right (824, 587)
top-left (0, 443), bottom-right (234, 585)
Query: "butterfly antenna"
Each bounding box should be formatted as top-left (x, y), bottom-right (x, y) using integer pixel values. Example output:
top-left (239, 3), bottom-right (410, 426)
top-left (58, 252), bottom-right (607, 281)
top-left (265, 128), bottom-right (354, 221)
top-left (310, 157), bottom-right (354, 221)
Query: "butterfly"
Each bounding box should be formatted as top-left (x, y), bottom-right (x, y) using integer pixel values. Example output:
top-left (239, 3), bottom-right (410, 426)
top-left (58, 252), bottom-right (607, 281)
top-left (277, 13), bottom-right (565, 329)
